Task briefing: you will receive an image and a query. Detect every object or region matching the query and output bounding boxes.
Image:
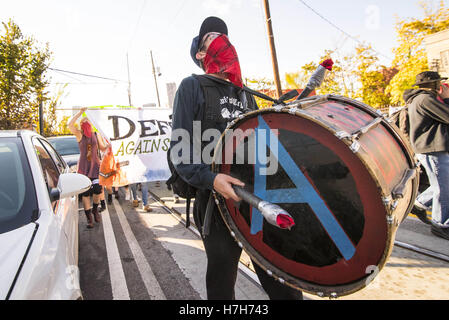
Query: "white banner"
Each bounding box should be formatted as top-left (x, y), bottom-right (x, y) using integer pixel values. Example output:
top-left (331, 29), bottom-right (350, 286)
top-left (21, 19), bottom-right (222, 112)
top-left (85, 107), bottom-right (172, 185)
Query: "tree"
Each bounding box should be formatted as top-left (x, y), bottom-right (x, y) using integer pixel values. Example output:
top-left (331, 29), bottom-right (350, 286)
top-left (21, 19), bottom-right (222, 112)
top-left (284, 50), bottom-right (358, 99)
top-left (0, 19), bottom-right (51, 130)
top-left (353, 44), bottom-right (396, 109)
top-left (386, 0), bottom-right (449, 105)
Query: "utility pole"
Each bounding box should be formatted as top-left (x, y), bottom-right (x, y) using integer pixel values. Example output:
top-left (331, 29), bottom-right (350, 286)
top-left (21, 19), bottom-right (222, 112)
top-left (262, 0), bottom-right (282, 98)
top-left (126, 53), bottom-right (133, 106)
top-left (150, 50), bottom-right (161, 107)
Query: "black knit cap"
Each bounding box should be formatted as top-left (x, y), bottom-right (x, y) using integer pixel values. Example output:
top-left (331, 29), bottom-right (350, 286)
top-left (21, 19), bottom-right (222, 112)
top-left (190, 16), bottom-right (228, 67)
top-left (414, 71), bottom-right (448, 86)
top-left (199, 17), bottom-right (228, 46)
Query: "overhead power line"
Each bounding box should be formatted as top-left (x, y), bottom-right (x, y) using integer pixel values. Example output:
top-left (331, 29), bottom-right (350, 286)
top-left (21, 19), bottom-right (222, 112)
top-left (296, 0), bottom-right (393, 61)
top-left (48, 67), bottom-right (127, 83)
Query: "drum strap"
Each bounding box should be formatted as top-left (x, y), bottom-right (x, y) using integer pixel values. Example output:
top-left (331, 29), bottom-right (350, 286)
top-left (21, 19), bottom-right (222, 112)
top-left (197, 74), bottom-right (300, 104)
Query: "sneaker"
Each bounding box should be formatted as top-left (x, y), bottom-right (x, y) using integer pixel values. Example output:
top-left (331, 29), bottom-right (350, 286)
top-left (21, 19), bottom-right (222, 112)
top-left (132, 199), bottom-right (139, 207)
top-left (431, 225), bottom-right (449, 240)
top-left (144, 205), bottom-right (153, 212)
top-left (411, 205), bottom-right (431, 225)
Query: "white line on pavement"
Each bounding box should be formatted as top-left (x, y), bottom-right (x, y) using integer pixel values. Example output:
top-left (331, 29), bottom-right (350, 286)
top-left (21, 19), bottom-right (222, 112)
top-left (101, 207), bottom-right (131, 300)
top-left (113, 198), bottom-right (167, 300)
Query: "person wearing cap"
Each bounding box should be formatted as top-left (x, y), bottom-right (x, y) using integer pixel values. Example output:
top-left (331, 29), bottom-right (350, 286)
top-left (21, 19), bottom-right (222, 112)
top-left (170, 16), bottom-right (303, 300)
top-left (404, 71), bottom-right (449, 240)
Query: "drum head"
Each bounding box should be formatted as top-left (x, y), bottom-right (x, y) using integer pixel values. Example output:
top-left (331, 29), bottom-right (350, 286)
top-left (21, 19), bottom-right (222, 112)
top-left (214, 110), bottom-right (390, 296)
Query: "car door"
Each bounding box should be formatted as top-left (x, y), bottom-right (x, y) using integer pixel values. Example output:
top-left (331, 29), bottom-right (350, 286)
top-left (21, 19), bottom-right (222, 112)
top-left (37, 138), bottom-right (79, 266)
top-left (32, 138), bottom-right (81, 298)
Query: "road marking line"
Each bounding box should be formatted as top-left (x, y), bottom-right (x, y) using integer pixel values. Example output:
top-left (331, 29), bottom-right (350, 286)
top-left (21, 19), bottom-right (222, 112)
top-left (113, 198), bottom-right (166, 300)
top-left (102, 207), bottom-right (130, 300)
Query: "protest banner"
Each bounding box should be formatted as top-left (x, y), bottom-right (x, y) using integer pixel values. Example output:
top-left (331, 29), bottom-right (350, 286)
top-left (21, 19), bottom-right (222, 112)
top-left (85, 107), bottom-right (172, 186)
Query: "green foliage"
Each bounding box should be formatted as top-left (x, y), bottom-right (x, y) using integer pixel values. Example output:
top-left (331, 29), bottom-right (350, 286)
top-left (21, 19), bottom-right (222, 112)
top-left (386, 0), bottom-right (449, 105)
top-left (245, 77), bottom-right (276, 109)
top-left (353, 44), bottom-right (394, 109)
top-left (0, 19), bottom-right (52, 130)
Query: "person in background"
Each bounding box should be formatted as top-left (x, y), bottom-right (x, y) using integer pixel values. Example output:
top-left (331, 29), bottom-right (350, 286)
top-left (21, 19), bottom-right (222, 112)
top-left (405, 71), bottom-right (449, 240)
top-left (68, 107), bottom-right (109, 228)
top-left (130, 183), bottom-right (153, 212)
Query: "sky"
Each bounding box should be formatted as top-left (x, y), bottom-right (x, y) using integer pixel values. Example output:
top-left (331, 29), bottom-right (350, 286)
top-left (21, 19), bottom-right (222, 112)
top-left (1, 0), bottom-right (448, 110)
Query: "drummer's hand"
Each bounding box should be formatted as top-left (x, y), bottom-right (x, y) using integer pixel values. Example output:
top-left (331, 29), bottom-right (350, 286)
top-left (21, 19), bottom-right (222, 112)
top-left (213, 174), bottom-right (244, 202)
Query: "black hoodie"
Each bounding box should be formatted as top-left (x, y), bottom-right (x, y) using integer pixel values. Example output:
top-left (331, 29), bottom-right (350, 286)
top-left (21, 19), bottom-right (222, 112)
top-left (403, 88), bottom-right (449, 154)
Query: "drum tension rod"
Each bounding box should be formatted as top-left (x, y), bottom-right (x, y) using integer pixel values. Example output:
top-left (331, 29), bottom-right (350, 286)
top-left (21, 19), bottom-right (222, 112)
top-left (335, 117), bottom-right (384, 153)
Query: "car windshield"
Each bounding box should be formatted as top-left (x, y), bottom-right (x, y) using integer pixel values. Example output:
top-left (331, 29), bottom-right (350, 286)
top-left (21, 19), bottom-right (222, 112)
top-left (48, 136), bottom-right (80, 156)
top-left (0, 137), bottom-right (37, 234)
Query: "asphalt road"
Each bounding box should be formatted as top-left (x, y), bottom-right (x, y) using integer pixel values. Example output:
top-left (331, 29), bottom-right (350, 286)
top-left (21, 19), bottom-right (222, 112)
top-left (77, 183), bottom-right (449, 300)
top-left (77, 187), bottom-right (267, 300)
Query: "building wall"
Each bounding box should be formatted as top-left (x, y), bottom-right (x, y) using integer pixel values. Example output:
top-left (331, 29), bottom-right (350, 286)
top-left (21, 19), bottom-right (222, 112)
top-left (424, 28), bottom-right (449, 78)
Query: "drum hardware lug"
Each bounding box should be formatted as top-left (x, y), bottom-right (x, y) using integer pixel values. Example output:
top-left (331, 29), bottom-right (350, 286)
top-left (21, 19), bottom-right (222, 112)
top-left (335, 131), bottom-right (350, 140)
top-left (278, 278), bottom-right (285, 284)
top-left (350, 140), bottom-right (360, 153)
top-left (273, 104), bottom-right (284, 112)
top-left (386, 215), bottom-right (394, 225)
top-left (288, 107), bottom-right (299, 114)
top-left (230, 231), bottom-right (236, 238)
top-left (266, 270), bottom-right (273, 277)
top-left (382, 195), bottom-right (392, 206)
top-left (391, 200), bottom-right (399, 211)
top-left (237, 241), bottom-right (243, 248)
top-left (317, 292), bottom-right (324, 297)
top-left (330, 292), bottom-right (338, 299)
top-left (327, 114), bottom-right (334, 119)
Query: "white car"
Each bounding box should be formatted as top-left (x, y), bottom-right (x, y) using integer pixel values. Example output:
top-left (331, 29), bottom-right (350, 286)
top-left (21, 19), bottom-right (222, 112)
top-left (0, 130), bottom-right (91, 300)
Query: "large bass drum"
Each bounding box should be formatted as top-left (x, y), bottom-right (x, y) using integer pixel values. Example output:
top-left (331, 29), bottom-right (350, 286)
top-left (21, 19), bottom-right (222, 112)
top-left (211, 94), bottom-right (419, 298)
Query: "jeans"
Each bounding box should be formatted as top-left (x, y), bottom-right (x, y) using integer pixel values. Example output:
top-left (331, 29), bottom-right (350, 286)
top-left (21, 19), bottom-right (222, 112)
top-left (130, 182), bottom-right (150, 206)
top-left (416, 152), bottom-right (449, 228)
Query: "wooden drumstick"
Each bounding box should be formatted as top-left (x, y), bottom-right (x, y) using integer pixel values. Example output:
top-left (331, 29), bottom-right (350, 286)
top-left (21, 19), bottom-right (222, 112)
top-left (232, 185), bottom-right (295, 230)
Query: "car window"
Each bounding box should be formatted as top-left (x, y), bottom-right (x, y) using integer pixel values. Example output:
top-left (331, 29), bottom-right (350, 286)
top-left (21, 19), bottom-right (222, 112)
top-left (0, 137), bottom-right (38, 234)
top-left (39, 138), bottom-right (66, 173)
top-left (33, 138), bottom-right (60, 208)
top-left (48, 137), bottom-right (80, 156)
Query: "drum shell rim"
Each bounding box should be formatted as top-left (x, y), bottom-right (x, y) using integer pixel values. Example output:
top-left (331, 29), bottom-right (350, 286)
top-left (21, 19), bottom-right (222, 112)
top-left (211, 96), bottom-right (419, 297)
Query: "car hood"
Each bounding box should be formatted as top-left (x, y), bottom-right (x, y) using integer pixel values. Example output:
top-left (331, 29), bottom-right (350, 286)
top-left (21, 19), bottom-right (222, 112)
top-left (0, 223), bottom-right (36, 299)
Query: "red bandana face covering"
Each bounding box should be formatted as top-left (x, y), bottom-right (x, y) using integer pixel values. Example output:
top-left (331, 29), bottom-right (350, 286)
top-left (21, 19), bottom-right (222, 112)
top-left (81, 121), bottom-right (92, 138)
top-left (203, 35), bottom-right (243, 88)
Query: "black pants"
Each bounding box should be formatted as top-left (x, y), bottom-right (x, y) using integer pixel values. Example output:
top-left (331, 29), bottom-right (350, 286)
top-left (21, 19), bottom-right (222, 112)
top-left (193, 190), bottom-right (303, 300)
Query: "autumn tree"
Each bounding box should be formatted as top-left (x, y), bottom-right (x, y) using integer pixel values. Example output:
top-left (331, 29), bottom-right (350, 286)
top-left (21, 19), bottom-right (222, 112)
top-left (353, 44), bottom-right (396, 109)
top-left (284, 50), bottom-right (358, 99)
top-left (0, 19), bottom-right (51, 130)
top-left (386, 0), bottom-right (449, 105)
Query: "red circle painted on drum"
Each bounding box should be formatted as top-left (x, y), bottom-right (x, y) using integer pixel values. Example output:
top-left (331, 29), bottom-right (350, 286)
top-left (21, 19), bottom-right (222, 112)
top-left (220, 112), bottom-right (388, 286)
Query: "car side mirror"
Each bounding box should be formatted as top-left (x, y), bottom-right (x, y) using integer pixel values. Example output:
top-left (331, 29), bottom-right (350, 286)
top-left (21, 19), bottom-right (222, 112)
top-left (50, 173), bottom-right (92, 202)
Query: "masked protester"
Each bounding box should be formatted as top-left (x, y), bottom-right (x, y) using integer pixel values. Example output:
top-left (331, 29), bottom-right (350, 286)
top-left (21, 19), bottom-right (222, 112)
top-left (404, 71), bottom-right (449, 240)
top-left (69, 107), bottom-right (109, 228)
top-left (170, 16), bottom-right (303, 300)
